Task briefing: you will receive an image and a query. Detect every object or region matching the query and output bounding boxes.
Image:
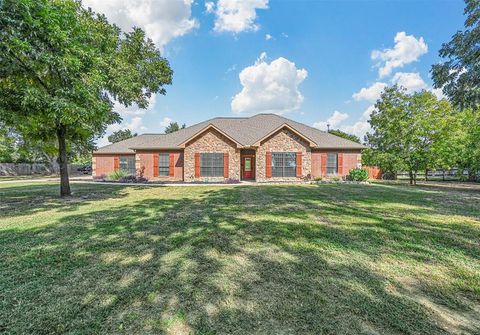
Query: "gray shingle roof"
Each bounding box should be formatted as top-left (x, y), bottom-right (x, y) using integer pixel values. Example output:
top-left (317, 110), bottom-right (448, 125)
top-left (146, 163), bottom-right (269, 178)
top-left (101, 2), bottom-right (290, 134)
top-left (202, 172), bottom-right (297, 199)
top-left (94, 114), bottom-right (365, 154)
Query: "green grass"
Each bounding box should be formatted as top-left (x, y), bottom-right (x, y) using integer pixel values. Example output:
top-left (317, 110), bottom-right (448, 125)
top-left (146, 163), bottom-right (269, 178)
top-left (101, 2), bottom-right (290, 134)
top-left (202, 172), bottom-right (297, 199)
top-left (0, 182), bottom-right (479, 334)
top-left (0, 174), bottom-right (58, 181)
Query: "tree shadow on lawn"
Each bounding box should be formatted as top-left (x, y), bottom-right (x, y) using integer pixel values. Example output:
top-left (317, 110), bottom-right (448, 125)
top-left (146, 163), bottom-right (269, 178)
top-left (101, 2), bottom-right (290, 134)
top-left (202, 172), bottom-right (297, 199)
top-left (1, 184), bottom-right (479, 334)
top-left (0, 182), bottom-right (152, 219)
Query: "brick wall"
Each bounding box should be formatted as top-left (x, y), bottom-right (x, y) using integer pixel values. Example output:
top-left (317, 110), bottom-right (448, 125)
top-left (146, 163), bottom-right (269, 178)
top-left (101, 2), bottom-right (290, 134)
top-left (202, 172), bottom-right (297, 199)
top-left (136, 151), bottom-right (184, 181)
top-left (311, 150), bottom-right (362, 178)
top-left (184, 129), bottom-right (240, 182)
top-left (256, 128), bottom-right (311, 182)
top-left (92, 155), bottom-right (117, 177)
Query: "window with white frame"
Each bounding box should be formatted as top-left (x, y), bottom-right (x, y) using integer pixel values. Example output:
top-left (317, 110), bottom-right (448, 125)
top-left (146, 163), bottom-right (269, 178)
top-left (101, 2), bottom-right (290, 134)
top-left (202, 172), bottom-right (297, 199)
top-left (200, 153), bottom-right (224, 177)
top-left (327, 153), bottom-right (338, 175)
top-left (272, 152), bottom-right (296, 177)
top-left (159, 153), bottom-right (170, 176)
top-left (119, 156), bottom-right (136, 175)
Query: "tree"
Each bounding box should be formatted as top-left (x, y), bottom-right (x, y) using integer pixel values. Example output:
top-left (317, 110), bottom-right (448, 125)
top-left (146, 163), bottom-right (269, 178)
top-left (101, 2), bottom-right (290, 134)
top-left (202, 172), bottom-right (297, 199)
top-left (165, 122), bottom-right (186, 134)
top-left (366, 86), bottom-right (457, 185)
top-left (108, 129), bottom-right (137, 143)
top-left (0, 0), bottom-right (172, 196)
top-left (431, 0), bottom-right (480, 109)
top-left (456, 109), bottom-right (480, 181)
top-left (328, 129), bottom-right (361, 143)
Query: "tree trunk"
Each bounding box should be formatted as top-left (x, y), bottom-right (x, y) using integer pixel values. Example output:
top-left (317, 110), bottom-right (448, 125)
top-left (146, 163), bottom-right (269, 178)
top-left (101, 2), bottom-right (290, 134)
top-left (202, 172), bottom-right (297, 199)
top-left (425, 169), bottom-right (428, 181)
top-left (414, 171), bottom-right (417, 185)
top-left (409, 170), bottom-right (414, 185)
top-left (442, 169), bottom-right (445, 181)
top-left (56, 124), bottom-right (71, 197)
top-left (468, 169), bottom-right (477, 182)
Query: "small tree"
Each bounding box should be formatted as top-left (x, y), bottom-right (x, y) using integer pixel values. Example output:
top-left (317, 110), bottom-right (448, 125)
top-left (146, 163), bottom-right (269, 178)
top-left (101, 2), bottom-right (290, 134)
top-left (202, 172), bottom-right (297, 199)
top-left (108, 129), bottom-right (137, 143)
top-left (328, 129), bottom-right (361, 143)
top-left (0, 0), bottom-right (172, 196)
top-left (164, 122), bottom-right (186, 134)
top-left (366, 87), bottom-right (457, 185)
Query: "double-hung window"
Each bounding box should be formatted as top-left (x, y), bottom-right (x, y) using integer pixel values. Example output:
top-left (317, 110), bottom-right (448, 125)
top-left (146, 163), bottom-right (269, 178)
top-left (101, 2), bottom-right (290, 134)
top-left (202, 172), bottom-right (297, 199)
top-left (119, 156), bottom-right (136, 175)
top-left (272, 152), bottom-right (296, 177)
top-left (159, 153), bottom-right (170, 176)
top-left (327, 153), bottom-right (338, 175)
top-left (200, 153), bottom-right (224, 177)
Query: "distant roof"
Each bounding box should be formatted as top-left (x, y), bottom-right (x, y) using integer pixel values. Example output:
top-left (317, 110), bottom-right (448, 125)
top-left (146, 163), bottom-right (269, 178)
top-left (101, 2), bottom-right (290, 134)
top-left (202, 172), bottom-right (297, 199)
top-left (94, 114), bottom-right (365, 154)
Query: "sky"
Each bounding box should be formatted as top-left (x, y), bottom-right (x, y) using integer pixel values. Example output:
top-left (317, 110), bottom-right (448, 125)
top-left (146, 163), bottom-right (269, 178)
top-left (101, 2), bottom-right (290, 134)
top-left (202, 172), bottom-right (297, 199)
top-left (85, 0), bottom-right (467, 147)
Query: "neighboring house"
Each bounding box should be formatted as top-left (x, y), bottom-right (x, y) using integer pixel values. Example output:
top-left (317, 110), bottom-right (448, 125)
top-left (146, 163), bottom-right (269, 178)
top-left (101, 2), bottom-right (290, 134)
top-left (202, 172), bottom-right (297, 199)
top-left (93, 114), bottom-right (365, 182)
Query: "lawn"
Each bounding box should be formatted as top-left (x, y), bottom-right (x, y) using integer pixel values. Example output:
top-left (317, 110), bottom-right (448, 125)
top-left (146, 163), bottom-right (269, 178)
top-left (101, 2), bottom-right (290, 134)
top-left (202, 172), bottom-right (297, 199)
top-left (0, 182), bottom-right (479, 334)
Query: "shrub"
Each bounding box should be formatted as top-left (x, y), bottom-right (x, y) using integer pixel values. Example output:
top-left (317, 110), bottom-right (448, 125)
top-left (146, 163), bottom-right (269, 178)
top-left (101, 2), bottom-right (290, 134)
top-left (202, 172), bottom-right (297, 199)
top-left (107, 170), bottom-right (127, 181)
top-left (347, 168), bottom-right (368, 182)
top-left (331, 176), bottom-right (341, 182)
top-left (224, 178), bottom-right (240, 184)
top-left (119, 175), bottom-right (149, 183)
top-left (314, 177), bottom-right (323, 182)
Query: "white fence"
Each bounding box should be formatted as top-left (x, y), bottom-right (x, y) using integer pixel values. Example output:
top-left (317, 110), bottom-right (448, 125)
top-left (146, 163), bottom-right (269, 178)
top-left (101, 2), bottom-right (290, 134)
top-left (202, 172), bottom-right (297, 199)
top-left (0, 163), bottom-right (86, 176)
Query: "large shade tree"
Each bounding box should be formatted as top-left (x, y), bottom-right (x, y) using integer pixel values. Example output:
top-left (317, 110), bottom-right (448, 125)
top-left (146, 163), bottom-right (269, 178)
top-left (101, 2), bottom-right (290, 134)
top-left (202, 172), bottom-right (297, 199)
top-left (0, 0), bottom-right (172, 196)
top-left (431, 0), bottom-right (480, 109)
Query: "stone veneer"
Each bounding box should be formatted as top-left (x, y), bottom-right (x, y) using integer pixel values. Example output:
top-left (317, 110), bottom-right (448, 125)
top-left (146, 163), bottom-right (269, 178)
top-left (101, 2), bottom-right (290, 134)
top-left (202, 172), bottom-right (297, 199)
top-left (256, 128), bottom-right (311, 182)
top-left (184, 128), bottom-right (240, 182)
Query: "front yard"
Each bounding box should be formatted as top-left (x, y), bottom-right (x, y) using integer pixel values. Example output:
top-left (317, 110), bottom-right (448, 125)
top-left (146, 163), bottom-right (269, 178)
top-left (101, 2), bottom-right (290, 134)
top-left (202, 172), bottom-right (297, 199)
top-left (0, 182), bottom-right (479, 334)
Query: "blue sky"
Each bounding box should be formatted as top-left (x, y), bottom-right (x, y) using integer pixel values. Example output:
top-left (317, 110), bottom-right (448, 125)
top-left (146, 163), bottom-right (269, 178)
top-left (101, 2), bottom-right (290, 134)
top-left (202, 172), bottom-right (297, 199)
top-left (86, 0), bottom-right (466, 146)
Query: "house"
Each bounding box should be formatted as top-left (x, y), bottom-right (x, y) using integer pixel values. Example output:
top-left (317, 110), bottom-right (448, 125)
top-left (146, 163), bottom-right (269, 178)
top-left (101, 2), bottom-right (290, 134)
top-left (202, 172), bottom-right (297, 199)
top-left (93, 113), bottom-right (365, 182)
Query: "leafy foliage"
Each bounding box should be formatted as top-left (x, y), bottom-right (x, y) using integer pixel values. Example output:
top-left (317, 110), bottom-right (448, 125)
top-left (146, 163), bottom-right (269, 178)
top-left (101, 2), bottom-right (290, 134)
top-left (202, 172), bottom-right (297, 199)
top-left (107, 129), bottom-right (137, 143)
top-left (0, 0), bottom-right (172, 195)
top-left (347, 168), bottom-right (368, 181)
top-left (366, 86), bottom-right (459, 184)
top-left (431, 0), bottom-right (480, 109)
top-left (328, 129), bottom-right (361, 143)
top-left (164, 122), bottom-right (186, 134)
top-left (106, 170), bottom-right (127, 181)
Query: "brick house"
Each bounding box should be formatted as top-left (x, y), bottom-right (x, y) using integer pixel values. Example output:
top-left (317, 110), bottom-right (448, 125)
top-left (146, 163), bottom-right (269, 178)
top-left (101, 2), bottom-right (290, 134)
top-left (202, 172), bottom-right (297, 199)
top-left (93, 114), bottom-right (365, 182)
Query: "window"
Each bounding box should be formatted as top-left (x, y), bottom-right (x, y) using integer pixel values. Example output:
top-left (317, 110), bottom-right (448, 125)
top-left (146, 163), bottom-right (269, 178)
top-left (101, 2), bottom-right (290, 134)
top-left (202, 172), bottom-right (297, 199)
top-left (200, 153), bottom-right (224, 177)
top-left (272, 152), bottom-right (296, 177)
top-left (119, 156), bottom-right (135, 175)
top-left (159, 153), bottom-right (170, 176)
top-left (327, 153), bottom-right (338, 175)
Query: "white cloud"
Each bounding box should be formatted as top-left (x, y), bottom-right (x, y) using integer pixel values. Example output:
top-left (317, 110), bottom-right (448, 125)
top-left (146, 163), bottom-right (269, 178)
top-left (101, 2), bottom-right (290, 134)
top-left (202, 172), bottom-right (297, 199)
top-left (211, 0), bottom-right (269, 33)
top-left (83, 0), bottom-right (198, 48)
top-left (314, 105), bottom-right (376, 140)
top-left (113, 94), bottom-right (157, 117)
top-left (96, 116), bottom-right (146, 147)
top-left (391, 72), bottom-right (427, 93)
top-left (231, 53), bottom-right (308, 114)
top-left (391, 72), bottom-right (446, 99)
top-left (205, 1), bottom-right (215, 13)
top-left (352, 82), bottom-right (387, 102)
top-left (265, 33), bottom-right (272, 40)
top-left (313, 111), bottom-right (349, 130)
top-left (160, 116), bottom-right (172, 128)
top-left (371, 32), bottom-right (428, 78)
top-left (430, 88), bottom-right (446, 100)
top-left (126, 116), bottom-right (146, 133)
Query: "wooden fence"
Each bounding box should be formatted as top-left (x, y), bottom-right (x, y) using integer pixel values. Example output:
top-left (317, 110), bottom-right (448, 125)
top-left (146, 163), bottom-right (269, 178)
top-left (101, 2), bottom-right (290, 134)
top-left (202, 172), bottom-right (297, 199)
top-left (0, 163), bottom-right (85, 176)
